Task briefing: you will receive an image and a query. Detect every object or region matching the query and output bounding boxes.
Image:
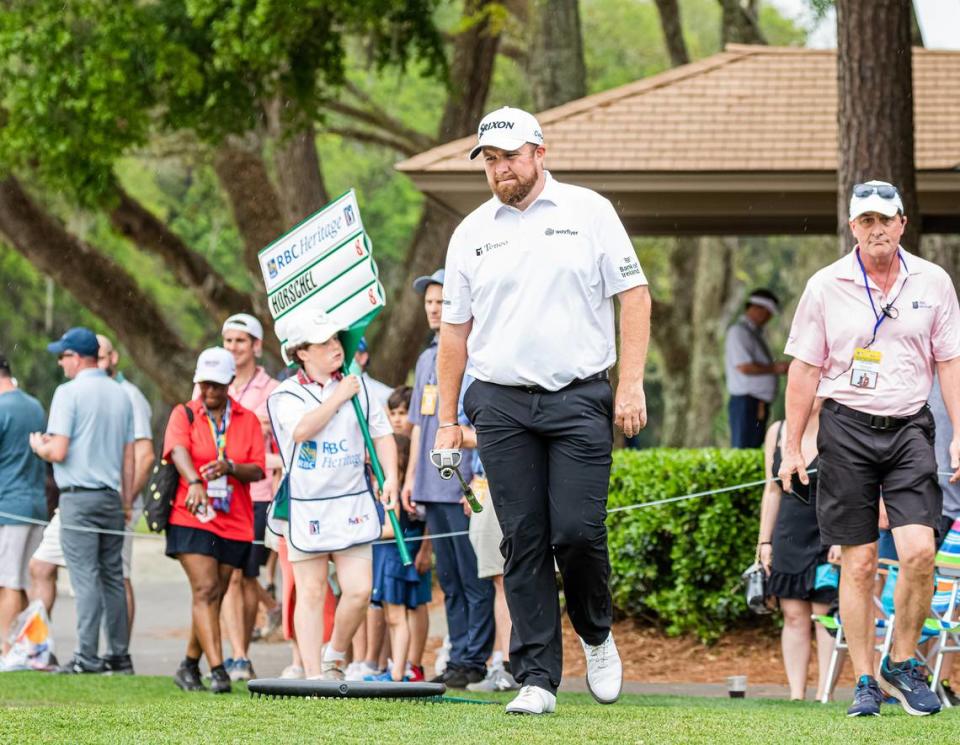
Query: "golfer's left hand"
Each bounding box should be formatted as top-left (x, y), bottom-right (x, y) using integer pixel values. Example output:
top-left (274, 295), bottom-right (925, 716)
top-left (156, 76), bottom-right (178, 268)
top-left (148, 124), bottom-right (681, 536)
top-left (379, 476), bottom-right (399, 511)
top-left (950, 436), bottom-right (960, 483)
top-left (614, 378), bottom-right (647, 438)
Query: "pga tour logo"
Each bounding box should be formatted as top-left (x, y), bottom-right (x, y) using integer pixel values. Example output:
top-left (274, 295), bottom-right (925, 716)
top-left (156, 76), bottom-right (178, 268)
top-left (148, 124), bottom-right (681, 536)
top-left (343, 205), bottom-right (356, 226)
top-left (309, 520), bottom-right (320, 535)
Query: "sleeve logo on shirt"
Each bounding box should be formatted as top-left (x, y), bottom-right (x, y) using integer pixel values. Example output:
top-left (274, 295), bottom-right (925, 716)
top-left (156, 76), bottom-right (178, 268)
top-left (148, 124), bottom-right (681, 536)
top-left (618, 256), bottom-right (642, 277)
top-left (544, 228), bottom-right (578, 236)
top-left (298, 441), bottom-right (318, 470)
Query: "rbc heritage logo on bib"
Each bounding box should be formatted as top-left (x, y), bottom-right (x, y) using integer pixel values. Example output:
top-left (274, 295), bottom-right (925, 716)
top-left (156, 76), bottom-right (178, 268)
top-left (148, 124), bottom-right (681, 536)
top-left (298, 441), bottom-right (318, 470)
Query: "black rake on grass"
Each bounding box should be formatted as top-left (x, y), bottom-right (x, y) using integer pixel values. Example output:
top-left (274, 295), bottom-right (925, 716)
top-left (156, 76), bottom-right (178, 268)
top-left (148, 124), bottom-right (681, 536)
top-left (247, 679), bottom-right (497, 705)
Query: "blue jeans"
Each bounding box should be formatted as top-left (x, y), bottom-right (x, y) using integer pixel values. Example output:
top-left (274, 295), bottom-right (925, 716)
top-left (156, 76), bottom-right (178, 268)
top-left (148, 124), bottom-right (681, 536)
top-left (423, 502), bottom-right (494, 670)
top-left (729, 394), bottom-right (768, 448)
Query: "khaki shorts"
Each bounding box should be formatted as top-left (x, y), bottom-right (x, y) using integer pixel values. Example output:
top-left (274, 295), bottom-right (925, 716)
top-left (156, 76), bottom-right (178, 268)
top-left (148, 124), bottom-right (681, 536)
top-left (0, 523), bottom-right (44, 590)
top-left (468, 477), bottom-right (504, 579)
top-left (32, 509), bottom-right (65, 568)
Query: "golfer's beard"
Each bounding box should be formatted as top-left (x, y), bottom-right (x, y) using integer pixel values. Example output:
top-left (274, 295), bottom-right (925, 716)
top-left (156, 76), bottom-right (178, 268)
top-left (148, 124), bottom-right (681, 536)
top-left (495, 172), bottom-right (537, 205)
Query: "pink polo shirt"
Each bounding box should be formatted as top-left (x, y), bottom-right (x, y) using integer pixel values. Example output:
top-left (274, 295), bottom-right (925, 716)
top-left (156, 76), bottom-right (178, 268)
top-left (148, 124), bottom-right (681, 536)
top-left (193, 366), bottom-right (280, 502)
top-left (785, 247), bottom-right (960, 417)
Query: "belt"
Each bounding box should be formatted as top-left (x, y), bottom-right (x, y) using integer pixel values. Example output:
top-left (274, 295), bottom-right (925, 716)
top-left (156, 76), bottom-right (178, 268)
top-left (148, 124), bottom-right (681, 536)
top-left (823, 399), bottom-right (926, 431)
top-left (514, 370), bottom-right (609, 395)
top-left (60, 485), bottom-right (116, 494)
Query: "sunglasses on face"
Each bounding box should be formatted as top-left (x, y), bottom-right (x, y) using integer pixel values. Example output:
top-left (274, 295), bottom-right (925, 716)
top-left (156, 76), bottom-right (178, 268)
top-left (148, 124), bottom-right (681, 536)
top-left (853, 183), bottom-right (899, 200)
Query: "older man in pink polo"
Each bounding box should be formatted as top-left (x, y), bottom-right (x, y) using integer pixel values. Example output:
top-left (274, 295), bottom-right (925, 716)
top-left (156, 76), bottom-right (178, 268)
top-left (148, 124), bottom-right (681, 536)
top-left (779, 181), bottom-right (960, 717)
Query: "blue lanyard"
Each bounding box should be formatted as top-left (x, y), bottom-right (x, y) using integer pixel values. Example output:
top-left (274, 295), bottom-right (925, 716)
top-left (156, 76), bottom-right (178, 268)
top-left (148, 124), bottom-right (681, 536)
top-left (855, 248), bottom-right (907, 343)
top-left (203, 400), bottom-right (231, 460)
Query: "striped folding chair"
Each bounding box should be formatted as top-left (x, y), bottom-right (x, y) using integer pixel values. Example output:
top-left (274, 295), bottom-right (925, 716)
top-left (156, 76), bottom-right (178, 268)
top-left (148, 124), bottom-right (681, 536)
top-left (929, 519), bottom-right (960, 706)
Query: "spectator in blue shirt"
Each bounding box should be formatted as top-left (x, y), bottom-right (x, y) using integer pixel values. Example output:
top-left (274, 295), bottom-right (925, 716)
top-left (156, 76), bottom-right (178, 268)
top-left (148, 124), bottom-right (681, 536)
top-left (0, 355), bottom-right (46, 653)
top-left (400, 269), bottom-right (494, 688)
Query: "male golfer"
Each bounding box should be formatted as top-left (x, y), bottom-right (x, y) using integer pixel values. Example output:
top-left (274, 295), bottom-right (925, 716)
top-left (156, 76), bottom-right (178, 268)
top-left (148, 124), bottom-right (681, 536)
top-left (433, 106), bottom-right (651, 715)
top-left (780, 180), bottom-right (960, 717)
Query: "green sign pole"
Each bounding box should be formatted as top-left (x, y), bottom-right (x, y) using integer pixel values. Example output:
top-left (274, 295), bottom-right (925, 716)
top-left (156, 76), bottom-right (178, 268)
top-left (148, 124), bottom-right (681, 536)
top-left (340, 316), bottom-right (412, 567)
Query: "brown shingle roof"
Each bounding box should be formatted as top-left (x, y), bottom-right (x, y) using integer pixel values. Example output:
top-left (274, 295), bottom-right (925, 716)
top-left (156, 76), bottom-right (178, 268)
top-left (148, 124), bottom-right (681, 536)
top-left (397, 44), bottom-right (960, 174)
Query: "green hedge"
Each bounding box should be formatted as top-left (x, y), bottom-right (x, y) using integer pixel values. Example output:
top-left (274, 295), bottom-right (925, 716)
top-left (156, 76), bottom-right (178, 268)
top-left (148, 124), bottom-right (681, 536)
top-left (606, 448), bottom-right (764, 642)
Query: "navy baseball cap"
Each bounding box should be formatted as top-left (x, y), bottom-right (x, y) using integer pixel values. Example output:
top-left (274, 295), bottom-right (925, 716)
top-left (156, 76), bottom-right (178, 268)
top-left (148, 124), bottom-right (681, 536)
top-left (47, 327), bottom-right (100, 357)
top-left (412, 269), bottom-right (445, 294)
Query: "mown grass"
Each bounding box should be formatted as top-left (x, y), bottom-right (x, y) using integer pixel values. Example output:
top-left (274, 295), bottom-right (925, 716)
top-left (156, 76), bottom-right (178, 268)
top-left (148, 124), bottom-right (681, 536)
top-left (1, 673), bottom-right (959, 744)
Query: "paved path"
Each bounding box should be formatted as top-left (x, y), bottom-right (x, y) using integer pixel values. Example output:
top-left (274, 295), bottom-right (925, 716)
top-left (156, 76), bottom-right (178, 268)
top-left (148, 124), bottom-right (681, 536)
top-left (46, 537), bottom-right (846, 700)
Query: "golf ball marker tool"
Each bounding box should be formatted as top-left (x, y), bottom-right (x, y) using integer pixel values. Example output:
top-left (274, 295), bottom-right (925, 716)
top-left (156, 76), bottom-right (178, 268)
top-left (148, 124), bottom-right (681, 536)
top-left (429, 448), bottom-right (483, 513)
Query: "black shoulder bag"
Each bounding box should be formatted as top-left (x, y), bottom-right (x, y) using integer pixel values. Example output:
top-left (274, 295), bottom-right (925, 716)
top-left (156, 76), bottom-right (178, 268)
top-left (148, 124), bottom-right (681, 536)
top-left (144, 404), bottom-right (194, 533)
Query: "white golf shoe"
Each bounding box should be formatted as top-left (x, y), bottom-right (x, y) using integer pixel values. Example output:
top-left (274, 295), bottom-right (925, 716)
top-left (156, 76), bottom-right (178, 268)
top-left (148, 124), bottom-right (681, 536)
top-left (581, 632), bottom-right (623, 704)
top-left (505, 685), bottom-right (557, 715)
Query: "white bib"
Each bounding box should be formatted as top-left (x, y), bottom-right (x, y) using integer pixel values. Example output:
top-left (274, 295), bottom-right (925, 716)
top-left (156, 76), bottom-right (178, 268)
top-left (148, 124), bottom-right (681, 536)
top-left (267, 377), bottom-right (379, 553)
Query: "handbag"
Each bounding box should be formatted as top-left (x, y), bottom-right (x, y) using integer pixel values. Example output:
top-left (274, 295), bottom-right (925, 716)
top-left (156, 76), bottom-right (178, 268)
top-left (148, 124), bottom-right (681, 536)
top-left (144, 405), bottom-right (194, 533)
top-left (741, 561), bottom-right (772, 615)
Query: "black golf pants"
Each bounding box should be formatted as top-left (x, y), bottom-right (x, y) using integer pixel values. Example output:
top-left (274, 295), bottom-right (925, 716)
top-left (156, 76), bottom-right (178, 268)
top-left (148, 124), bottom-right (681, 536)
top-left (462, 378), bottom-right (613, 694)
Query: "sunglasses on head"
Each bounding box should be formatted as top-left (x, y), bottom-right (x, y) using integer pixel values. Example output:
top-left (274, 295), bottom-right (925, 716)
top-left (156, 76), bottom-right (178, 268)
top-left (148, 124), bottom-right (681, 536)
top-left (853, 183), bottom-right (899, 200)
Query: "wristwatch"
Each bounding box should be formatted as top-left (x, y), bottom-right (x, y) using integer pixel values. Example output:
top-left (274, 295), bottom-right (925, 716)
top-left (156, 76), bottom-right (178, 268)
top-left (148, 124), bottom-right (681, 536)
top-left (225, 459), bottom-right (236, 475)
top-left (188, 478), bottom-right (203, 486)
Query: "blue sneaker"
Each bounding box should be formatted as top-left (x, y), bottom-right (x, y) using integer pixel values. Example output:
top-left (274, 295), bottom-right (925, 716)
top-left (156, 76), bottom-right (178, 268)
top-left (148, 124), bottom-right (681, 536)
top-left (363, 670), bottom-right (408, 682)
top-left (878, 657), bottom-right (941, 716)
top-left (847, 675), bottom-right (883, 717)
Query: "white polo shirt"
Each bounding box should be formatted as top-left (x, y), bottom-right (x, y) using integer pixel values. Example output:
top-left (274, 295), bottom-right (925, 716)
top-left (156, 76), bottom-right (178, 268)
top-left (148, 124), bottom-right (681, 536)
top-left (442, 172), bottom-right (647, 391)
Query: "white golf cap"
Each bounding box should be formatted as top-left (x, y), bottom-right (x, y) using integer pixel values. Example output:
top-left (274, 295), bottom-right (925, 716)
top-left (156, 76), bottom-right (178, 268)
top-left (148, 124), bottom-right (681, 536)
top-left (278, 308), bottom-right (346, 349)
top-left (747, 294), bottom-right (779, 315)
top-left (193, 347), bottom-right (236, 385)
top-left (221, 312), bottom-right (263, 340)
top-left (469, 106), bottom-right (544, 160)
top-left (849, 180), bottom-right (904, 221)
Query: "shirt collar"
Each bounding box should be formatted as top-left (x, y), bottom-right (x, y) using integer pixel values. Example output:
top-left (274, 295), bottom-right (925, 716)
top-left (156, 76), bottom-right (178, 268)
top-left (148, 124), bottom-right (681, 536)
top-left (75, 368), bottom-right (106, 380)
top-left (492, 170), bottom-right (560, 219)
top-left (840, 246), bottom-right (920, 286)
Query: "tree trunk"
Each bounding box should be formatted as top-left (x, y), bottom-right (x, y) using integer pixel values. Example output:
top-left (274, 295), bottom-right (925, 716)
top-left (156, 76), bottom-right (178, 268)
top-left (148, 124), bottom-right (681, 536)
top-left (653, 238), bottom-right (737, 446)
top-left (922, 234), bottom-right (960, 283)
top-left (268, 100), bottom-right (329, 226)
top-left (108, 185), bottom-right (256, 323)
top-left (836, 0), bottom-right (918, 253)
top-left (0, 177), bottom-right (194, 402)
top-left (652, 0), bottom-right (690, 67)
top-left (718, 0), bottom-right (766, 45)
top-left (367, 0), bottom-right (502, 382)
top-left (213, 137), bottom-right (286, 288)
top-left (528, 0), bottom-right (586, 111)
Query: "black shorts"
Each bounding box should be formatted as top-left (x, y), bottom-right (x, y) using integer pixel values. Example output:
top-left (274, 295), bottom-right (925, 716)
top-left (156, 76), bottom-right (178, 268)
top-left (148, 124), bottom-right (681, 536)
top-left (165, 524), bottom-right (251, 569)
top-left (816, 400), bottom-right (941, 546)
top-left (241, 502), bottom-right (272, 578)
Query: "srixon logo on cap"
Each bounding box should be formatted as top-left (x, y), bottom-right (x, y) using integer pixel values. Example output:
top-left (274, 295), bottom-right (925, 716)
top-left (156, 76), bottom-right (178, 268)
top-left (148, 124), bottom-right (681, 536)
top-left (480, 120), bottom-right (515, 134)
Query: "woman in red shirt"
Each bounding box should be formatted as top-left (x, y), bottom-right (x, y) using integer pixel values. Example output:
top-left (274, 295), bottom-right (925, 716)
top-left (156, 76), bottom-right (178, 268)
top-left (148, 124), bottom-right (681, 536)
top-left (163, 347), bottom-right (265, 693)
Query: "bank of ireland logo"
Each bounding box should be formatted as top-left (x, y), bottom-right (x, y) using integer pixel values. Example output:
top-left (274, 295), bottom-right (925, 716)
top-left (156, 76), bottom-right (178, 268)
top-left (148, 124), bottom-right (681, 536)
top-left (344, 205), bottom-right (356, 226)
top-left (267, 258), bottom-right (279, 278)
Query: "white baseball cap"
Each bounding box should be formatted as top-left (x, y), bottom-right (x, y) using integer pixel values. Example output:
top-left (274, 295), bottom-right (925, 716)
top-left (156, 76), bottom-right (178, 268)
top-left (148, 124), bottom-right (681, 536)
top-left (193, 347), bottom-right (236, 385)
top-left (278, 308), bottom-right (345, 348)
top-left (469, 106), bottom-right (544, 160)
top-left (849, 180), bottom-right (904, 221)
top-left (222, 312), bottom-right (263, 340)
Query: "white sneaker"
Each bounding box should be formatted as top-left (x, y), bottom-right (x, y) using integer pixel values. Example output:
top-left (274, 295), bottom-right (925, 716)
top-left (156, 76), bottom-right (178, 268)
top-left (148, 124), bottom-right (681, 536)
top-left (345, 661), bottom-right (380, 681)
top-left (467, 665), bottom-right (521, 692)
top-left (505, 685), bottom-right (557, 715)
top-left (581, 633), bottom-right (622, 704)
top-left (280, 664), bottom-right (305, 680)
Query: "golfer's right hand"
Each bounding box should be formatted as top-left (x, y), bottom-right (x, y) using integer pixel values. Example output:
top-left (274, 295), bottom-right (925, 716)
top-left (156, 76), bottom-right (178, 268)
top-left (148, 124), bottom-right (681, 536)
top-left (433, 424), bottom-right (463, 452)
top-left (777, 448), bottom-right (809, 494)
